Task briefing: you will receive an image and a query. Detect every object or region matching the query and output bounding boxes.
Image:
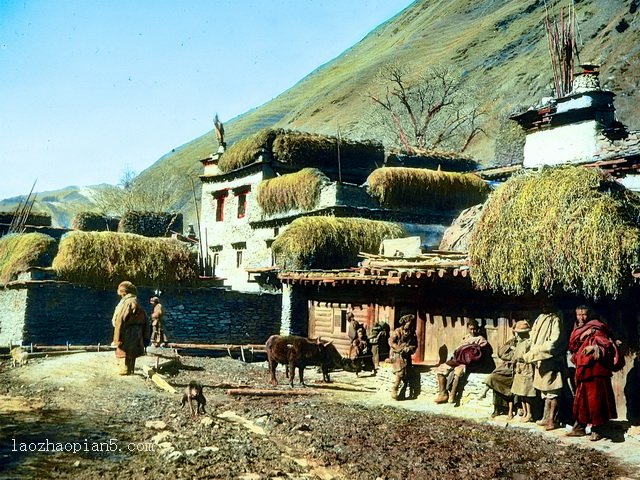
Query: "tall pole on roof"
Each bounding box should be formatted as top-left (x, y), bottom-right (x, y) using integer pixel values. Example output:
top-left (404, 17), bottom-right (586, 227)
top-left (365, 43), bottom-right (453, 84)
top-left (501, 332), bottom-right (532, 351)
top-left (336, 123), bottom-right (342, 183)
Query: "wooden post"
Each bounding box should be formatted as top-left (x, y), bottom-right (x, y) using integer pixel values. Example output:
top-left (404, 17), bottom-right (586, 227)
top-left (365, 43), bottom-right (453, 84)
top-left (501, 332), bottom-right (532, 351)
top-left (239, 346), bottom-right (246, 363)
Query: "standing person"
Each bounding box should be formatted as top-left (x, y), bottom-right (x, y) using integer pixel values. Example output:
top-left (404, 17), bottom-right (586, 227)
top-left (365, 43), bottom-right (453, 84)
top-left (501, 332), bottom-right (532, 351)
top-left (511, 320), bottom-right (536, 422)
top-left (389, 314), bottom-right (418, 400)
top-left (150, 296), bottom-right (168, 347)
top-left (522, 303), bottom-right (565, 431)
top-left (346, 311), bottom-right (363, 343)
top-left (566, 306), bottom-right (621, 441)
top-left (434, 319), bottom-right (488, 405)
top-left (370, 321), bottom-right (390, 370)
top-left (111, 281), bottom-right (147, 375)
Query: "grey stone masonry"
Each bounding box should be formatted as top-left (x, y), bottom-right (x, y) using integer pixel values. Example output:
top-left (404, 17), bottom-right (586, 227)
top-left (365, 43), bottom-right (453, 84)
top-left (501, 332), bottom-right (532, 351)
top-left (0, 281), bottom-right (281, 347)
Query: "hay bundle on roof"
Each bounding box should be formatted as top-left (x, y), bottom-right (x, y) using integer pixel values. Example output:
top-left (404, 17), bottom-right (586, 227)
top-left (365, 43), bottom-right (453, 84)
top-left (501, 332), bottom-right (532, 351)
top-left (469, 166), bottom-right (640, 299)
top-left (0, 233), bottom-right (58, 285)
top-left (52, 231), bottom-right (198, 286)
top-left (72, 211), bottom-right (119, 232)
top-left (0, 211), bottom-right (52, 227)
top-left (118, 211), bottom-right (183, 237)
top-left (272, 217), bottom-right (405, 270)
top-left (218, 128), bottom-right (383, 173)
top-left (367, 167), bottom-right (490, 211)
top-left (257, 168), bottom-right (329, 216)
top-left (218, 129), bottom-right (280, 172)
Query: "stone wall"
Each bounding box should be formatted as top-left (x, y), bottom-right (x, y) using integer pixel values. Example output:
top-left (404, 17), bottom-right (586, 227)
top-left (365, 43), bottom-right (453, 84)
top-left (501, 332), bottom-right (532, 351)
top-left (0, 282), bottom-right (282, 347)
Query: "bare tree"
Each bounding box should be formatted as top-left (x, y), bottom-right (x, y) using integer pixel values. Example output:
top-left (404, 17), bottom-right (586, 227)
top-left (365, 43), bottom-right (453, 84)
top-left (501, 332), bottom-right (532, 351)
top-left (366, 63), bottom-right (486, 154)
top-left (93, 167), bottom-right (181, 217)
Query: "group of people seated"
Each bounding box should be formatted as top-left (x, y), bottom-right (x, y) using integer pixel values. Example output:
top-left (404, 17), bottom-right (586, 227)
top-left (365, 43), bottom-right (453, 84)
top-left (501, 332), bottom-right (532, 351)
top-left (346, 312), bottom-right (391, 376)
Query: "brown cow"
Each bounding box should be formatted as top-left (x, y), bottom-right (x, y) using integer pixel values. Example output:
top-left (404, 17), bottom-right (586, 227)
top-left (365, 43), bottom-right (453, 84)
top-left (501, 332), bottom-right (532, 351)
top-left (265, 335), bottom-right (344, 387)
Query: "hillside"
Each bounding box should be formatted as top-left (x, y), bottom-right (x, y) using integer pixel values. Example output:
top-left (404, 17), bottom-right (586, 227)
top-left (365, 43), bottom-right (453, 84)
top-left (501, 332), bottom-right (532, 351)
top-left (4, 0), bottom-right (639, 228)
top-left (137, 0), bottom-right (640, 227)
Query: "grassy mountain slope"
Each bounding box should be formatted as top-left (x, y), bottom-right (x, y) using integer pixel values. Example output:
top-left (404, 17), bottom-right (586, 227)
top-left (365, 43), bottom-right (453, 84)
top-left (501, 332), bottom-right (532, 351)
top-left (138, 0), bottom-right (639, 227)
top-left (5, 0), bottom-right (639, 228)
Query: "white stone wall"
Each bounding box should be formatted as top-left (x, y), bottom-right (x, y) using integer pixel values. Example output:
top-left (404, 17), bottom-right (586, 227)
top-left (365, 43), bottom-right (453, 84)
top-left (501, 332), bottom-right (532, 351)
top-left (523, 120), bottom-right (600, 168)
top-left (200, 169), bottom-right (274, 292)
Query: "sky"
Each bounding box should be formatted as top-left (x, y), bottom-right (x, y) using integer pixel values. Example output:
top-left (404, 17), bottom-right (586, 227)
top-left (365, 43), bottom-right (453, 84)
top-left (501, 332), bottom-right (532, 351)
top-left (0, 0), bottom-right (414, 200)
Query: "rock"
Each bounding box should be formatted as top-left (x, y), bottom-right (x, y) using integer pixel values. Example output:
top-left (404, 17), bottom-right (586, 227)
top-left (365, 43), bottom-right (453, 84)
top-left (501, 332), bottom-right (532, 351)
top-left (184, 449), bottom-right (198, 456)
top-left (200, 416), bottom-right (214, 427)
top-left (157, 441), bottom-right (175, 454)
top-left (201, 446), bottom-right (220, 453)
top-left (151, 430), bottom-right (173, 444)
top-left (165, 450), bottom-right (183, 462)
top-left (73, 460), bottom-right (80, 467)
top-left (291, 423), bottom-right (311, 432)
top-left (145, 420), bottom-right (167, 430)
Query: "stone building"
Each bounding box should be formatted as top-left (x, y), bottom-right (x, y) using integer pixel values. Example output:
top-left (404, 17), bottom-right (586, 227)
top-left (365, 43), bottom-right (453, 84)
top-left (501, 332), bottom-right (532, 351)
top-left (198, 129), bottom-right (481, 292)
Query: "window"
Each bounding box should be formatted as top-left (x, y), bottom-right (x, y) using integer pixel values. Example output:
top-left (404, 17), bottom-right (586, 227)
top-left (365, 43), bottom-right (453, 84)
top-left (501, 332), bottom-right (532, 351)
top-left (215, 196), bottom-right (225, 221)
top-left (232, 241), bottom-right (246, 269)
top-left (213, 253), bottom-right (219, 267)
top-left (237, 192), bottom-right (247, 218)
top-left (212, 190), bottom-right (229, 222)
top-left (340, 310), bottom-right (348, 333)
top-left (236, 250), bottom-right (243, 268)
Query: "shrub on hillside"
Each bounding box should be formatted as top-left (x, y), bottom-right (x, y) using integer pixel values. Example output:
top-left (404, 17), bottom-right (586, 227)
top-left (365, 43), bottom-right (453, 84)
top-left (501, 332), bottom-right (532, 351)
top-left (72, 211), bottom-right (120, 232)
top-left (118, 211), bottom-right (183, 237)
top-left (52, 231), bottom-right (198, 286)
top-left (0, 233), bottom-right (58, 284)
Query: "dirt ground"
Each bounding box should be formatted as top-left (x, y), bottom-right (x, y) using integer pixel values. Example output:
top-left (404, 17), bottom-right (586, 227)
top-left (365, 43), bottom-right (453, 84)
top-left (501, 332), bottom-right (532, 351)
top-left (1, 351), bottom-right (639, 480)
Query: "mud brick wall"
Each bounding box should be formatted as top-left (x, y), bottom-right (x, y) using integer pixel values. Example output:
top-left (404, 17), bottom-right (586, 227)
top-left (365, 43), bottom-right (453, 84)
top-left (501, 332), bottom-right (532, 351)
top-left (0, 282), bottom-right (281, 346)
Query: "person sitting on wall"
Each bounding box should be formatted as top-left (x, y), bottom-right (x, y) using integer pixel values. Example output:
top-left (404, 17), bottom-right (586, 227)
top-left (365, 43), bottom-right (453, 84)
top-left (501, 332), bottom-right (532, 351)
top-left (434, 319), bottom-right (488, 406)
top-left (350, 327), bottom-right (377, 376)
top-left (480, 327), bottom-right (517, 418)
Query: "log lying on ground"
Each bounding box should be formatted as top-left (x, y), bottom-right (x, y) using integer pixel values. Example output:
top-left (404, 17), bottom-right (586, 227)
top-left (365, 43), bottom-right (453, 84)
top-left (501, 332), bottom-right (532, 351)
top-left (225, 388), bottom-right (320, 396)
top-left (142, 364), bottom-right (178, 394)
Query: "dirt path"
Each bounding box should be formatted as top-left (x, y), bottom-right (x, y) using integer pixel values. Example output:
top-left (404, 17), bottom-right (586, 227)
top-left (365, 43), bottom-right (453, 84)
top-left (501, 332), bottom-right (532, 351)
top-left (1, 352), bottom-right (638, 480)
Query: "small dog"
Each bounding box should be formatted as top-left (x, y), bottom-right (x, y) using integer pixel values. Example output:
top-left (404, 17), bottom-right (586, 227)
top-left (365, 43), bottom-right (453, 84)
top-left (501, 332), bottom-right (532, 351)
top-left (181, 381), bottom-right (206, 416)
top-left (10, 347), bottom-right (29, 368)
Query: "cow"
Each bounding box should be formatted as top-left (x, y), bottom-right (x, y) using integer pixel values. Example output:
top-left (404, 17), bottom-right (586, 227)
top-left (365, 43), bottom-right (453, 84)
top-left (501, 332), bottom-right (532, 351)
top-left (265, 335), bottom-right (344, 387)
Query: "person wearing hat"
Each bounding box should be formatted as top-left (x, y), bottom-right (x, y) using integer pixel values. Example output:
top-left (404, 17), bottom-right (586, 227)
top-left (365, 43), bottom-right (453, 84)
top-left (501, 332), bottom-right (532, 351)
top-left (522, 302), bottom-right (565, 430)
top-left (511, 320), bottom-right (536, 422)
top-left (150, 296), bottom-right (168, 347)
top-left (388, 314), bottom-right (419, 400)
top-left (111, 281), bottom-right (148, 375)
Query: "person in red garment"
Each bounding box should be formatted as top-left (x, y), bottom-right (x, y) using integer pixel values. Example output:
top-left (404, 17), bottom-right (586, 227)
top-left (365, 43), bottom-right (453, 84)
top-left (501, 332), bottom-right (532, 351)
top-left (567, 305), bottom-right (621, 441)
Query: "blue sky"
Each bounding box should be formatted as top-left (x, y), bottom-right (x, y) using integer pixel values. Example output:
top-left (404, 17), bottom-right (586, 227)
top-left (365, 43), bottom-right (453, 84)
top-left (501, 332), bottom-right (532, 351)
top-left (0, 0), bottom-right (414, 199)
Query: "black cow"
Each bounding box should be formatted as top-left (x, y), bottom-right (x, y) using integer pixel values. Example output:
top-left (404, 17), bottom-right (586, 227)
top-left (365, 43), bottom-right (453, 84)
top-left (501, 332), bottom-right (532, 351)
top-left (265, 335), bottom-right (344, 387)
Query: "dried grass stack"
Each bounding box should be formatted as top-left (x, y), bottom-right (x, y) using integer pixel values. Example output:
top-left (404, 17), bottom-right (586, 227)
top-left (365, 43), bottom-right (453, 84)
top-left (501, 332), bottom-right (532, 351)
top-left (52, 231), bottom-right (198, 286)
top-left (470, 166), bottom-right (640, 299)
top-left (367, 167), bottom-right (489, 211)
top-left (272, 217), bottom-right (404, 270)
top-left (118, 211), bottom-right (183, 237)
top-left (0, 233), bottom-right (58, 285)
top-left (257, 168), bottom-right (329, 216)
top-left (0, 211), bottom-right (52, 227)
top-left (218, 128), bottom-right (383, 173)
top-left (72, 211), bottom-right (119, 232)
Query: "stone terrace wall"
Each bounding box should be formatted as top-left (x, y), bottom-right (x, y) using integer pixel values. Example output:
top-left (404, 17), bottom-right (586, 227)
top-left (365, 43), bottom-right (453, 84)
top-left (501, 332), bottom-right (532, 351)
top-left (0, 282), bottom-right (282, 346)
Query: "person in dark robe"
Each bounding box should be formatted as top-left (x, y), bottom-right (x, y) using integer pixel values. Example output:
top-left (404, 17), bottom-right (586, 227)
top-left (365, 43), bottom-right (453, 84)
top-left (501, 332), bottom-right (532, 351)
top-left (566, 306), bottom-right (620, 441)
top-left (481, 329), bottom-right (517, 418)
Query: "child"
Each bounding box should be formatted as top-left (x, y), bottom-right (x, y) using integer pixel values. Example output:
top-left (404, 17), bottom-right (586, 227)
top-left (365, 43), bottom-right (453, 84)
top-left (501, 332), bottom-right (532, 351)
top-left (510, 320), bottom-right (535, 422)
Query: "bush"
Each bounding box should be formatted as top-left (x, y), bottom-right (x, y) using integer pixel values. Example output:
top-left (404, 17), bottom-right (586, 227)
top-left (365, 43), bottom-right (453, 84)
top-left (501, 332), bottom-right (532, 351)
top-left (118, 211), bottom-right (183, 237)
top-left (0, 233), bottom-right (58, 284)
top-left (52, 231), bottom-right (198, 286)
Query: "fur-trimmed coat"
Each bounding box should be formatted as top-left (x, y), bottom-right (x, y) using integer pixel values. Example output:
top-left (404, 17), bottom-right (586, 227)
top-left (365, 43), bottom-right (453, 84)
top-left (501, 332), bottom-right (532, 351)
top-left (112, 294), bottom-right (147, 359)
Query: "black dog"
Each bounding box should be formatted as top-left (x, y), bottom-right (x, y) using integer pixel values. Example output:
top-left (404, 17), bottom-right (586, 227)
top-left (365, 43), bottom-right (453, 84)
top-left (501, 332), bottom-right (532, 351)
top-left (181, 381), bottom-right (207, 416)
